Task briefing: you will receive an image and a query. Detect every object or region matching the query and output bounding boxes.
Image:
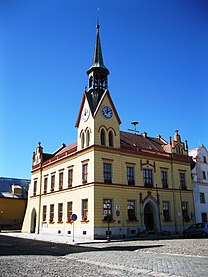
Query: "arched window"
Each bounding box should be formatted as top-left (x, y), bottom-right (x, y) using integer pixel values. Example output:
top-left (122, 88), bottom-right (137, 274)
top-left (109, 130), bottom-right (114, 147)
top-left (89, 76), bottom-right (93, 89)
top-left (81, 132), bottom-right (85, 149)
top-left (86, 130), bottom-right (90, 147)
top-left (100, 129), bottom-right (106, 145)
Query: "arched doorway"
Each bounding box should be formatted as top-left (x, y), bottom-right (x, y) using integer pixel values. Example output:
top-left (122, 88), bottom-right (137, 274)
top-left (144, 202), bottom-right (154, 233)
top-left (30, 208), bottom-right (37, 233)
top-left (142, 196), bottom-right (161, 234)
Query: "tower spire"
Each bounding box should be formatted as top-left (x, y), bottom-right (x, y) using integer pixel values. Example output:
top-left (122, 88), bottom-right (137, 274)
top-left (86, 23), bottom-right (109, 113)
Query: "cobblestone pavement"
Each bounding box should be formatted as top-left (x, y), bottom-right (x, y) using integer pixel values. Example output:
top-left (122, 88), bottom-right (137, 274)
top-left (0, 234), bottom-right (208, 277)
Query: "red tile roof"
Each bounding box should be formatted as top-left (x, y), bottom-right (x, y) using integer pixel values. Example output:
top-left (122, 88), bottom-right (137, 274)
top-left (120, 131), bottom-right (166, 153)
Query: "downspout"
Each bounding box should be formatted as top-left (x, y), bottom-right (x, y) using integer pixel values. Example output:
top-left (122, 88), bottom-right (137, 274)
top-left (170, 137), bottom-right (178, 235)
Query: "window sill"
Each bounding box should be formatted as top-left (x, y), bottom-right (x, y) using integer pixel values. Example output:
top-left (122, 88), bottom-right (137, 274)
top-left (80, 220), bottom-right (89, 223)
top-left (66, 221), bottom-right (73, 224)
top-left (42, 221), bottom-right (47, 224)
top-left (163, 219), bottom-right (172, 222)
top-left (57, 221), bottom-right (63, 224)
top-left (49, 221), bottom-right (54, 224)
top-left (102, 219), bottom-right (115, 223)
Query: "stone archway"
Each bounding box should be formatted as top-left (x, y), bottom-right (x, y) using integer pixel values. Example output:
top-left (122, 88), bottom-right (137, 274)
top-left (142, 196), bottom-right (161, 234)
top-left (30, 208), bottom-right (37, 233)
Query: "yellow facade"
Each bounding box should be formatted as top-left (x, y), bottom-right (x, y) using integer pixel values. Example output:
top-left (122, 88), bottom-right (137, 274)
top-left (22, 24), bottom-right (194, 240)
top-left (0, 197), bottom-right (27, 230)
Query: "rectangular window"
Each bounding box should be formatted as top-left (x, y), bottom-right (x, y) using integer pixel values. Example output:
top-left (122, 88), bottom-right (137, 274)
top-left (49, 204), bottom-right (54, 223)
top-left (33, 180), bottom-right (37, 196)
top-left (182, 201), bottom-right (189, 220)
top-left (143, 169), bottom-right (153, 187)
top-left (163, 201), bottom-right (170, 221)
top-left (179, 172), bottom-right (186, 190)
top-left (127, 200), bottom-right (136, 221)
top-left (67, 201), bottom-right (73, 222)
top-left (103, 163), bottom-right (112, 184)
top-left (103, 199), bottom-right (113, 221)
top-left (43, 177), bottom-right (48, 194)
top-left (201, 213), bottom-right (207, 223)
top-left (82, 164), bottom-right (88, 183)
top-left (68, 169), bottom-right (73, 187)
top-left (82, 199), bottom-right (88, 221)
top-left (127, 166), bottom-right (135, 185)
top-left (59, 172), bottom-right (63, 190)
top-left (51, 175), bottom-right (55, 192)
top-left (58, 203), bottom-right (63, 223)
top-left (161, 171), bottom-right (168, 188)
top-left (202, 171), bottom-right (206, 180)
top-left (203, 156), bottom-right (207, 163)
top-left (200, 192), bottom-right (205, 203)
top-left (42, 205), bottom-right (47, 222)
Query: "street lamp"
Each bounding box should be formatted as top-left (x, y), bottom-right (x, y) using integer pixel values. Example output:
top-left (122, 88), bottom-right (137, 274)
top-left (0, 210), bottom-right (3, 232)
top-left (105, 200), bottom-right (111, 242)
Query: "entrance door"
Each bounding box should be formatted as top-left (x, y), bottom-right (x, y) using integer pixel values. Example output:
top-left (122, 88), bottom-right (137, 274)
top-left (144, 203), bottom-right (154, 233)
top-left (31, 209), bottom-right (37, 233)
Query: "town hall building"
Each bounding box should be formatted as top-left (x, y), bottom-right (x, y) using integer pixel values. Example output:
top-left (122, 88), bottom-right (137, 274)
top-left (22, 24), bottom-right (195, 239)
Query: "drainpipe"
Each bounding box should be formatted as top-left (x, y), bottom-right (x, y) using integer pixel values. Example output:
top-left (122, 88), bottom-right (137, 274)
top-left (37, 143), bottom-right (43, 234)
top-left (170, 137), bottom-right (178, 235)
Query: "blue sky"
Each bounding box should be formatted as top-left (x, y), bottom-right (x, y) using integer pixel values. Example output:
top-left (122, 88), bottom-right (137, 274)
top-left (1, 0), bottom-right (208, 179)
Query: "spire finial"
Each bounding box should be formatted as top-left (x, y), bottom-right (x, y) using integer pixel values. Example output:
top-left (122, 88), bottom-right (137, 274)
top-left (96, 6), bottom-right (100, 29)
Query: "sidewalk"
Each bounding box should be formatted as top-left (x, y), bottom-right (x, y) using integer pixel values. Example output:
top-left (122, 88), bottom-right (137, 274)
top-left (0, 231), bottom-right (107, 245)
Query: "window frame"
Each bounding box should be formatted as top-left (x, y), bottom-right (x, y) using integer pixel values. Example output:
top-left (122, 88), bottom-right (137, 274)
top-left (82, 163), bottom-right (88, 184)
top-left (200, 192), bottom-right (206, 204)
top-left (181, 201), bottom-right (189, 221)
top-left (67, 201), bottom-right (73, 222)
top-left (163, 201), bottom-right (171, 221)
top-left (103, 162), bottom-right (112, 184)
top-left (68, 168), bottom-right (73, 188)
top-left (143, 168), bottom-right (153, 187)
top-left (49, 204), bottom-right (54, 223)
top-left (42, 205), bottom-right (47, 222)
top-left (43, 177), bottom-right (48, 194)
top-left (33, 180), bottom-right (37, 196)
top-left (58, 203), bottom-right (63, 223)
top-left (127, 166), bottom-right (135, 186)
top-left (179, 172), bottom-right (186, 190)
top-left (82, 199), bottom-right (88, 221)
top-left (161, 170), bottom-right (168, 188)
top-left (127, 200), bottom-right (137, 221)
top-left (51, 175), bottom-right (55, 192)
top-left (59, 172), bottom-right (63, 190)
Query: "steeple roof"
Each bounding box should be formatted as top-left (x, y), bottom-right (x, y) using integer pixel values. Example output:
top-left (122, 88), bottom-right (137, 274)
top-left (87, 24), bottom-right (109, 75)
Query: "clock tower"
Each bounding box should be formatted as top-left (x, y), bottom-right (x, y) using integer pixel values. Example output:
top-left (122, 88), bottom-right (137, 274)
top-left (76, 24), bottom-right (121, 150)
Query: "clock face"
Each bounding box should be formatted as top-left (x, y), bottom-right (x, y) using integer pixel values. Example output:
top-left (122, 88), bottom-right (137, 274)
top-left (101, 106), bottom-right (113, 119)
top-left (82, 107), bottom-right (90, 121)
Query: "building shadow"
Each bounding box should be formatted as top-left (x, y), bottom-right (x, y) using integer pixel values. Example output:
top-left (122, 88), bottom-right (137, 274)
top-left (0, 235), bottom-right (164, 257)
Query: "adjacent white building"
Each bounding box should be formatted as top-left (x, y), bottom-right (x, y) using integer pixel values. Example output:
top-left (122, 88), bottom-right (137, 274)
top-left (189, 145), bottom-right (208, 223)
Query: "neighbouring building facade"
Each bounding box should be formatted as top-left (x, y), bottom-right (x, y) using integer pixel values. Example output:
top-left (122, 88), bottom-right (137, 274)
top-left (22, 24), bottom-right (195, 239)
top-left (189, 145), bottom-right (208, 223)
top-left (0, 177), bottom-right (30, 229)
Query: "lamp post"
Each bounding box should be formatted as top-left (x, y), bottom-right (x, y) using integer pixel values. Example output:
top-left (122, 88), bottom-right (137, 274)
top-left (106, 200), bottom-right (111, 242)
top-left (0, 210), bottom-right (3, 232)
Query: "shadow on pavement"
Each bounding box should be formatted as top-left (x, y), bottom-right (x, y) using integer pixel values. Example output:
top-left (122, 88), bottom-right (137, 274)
top-left (0, 235), bottom-right (164, 257)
